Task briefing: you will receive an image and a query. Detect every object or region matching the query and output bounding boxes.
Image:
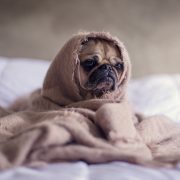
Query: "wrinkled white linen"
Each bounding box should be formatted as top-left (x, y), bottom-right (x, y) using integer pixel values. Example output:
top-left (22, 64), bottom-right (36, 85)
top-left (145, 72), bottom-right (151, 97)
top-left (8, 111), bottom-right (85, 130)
top-left (0, 57), bottom-right (180, 180)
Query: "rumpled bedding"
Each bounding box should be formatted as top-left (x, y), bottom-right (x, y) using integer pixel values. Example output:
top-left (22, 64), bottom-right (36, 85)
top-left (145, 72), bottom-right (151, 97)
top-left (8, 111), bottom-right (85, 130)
top-left (0, 57), bottom-right (180, 179)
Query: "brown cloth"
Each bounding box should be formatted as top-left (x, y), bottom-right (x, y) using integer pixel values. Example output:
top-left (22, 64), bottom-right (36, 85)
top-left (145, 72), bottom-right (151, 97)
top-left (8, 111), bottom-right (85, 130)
top-left (0, 32), bottom-right (180, 170)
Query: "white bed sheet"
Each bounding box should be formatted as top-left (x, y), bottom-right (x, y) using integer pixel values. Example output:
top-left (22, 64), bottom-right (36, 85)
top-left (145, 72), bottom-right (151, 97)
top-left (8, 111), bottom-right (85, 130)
top-left (0, 56), bottom-right (180, 180)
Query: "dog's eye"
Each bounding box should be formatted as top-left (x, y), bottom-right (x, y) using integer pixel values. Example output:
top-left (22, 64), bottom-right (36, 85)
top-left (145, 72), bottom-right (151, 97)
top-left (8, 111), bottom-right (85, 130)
top-left (81, 59), bottom-right (97, 71)
top-left (114, 62), bottom-right (124, 71)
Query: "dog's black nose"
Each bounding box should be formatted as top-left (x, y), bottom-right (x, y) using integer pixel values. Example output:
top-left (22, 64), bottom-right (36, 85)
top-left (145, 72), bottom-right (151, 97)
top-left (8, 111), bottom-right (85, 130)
top-left (100, 64), bottom-right (112, 70)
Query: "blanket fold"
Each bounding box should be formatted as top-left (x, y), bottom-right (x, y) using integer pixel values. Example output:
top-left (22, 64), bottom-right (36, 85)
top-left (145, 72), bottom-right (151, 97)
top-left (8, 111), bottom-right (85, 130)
top-left (0, 31), bottom-right (180, 170)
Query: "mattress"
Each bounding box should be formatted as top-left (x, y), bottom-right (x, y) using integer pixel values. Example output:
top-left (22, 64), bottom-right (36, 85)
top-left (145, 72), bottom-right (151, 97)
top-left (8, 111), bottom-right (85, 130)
top-left (0, 56), bottom-right (180, 180)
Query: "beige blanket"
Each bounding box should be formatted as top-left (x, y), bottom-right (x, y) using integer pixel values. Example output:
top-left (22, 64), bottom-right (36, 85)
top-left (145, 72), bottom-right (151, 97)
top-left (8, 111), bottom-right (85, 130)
top-left (0, 32), bottom-right (180, 170)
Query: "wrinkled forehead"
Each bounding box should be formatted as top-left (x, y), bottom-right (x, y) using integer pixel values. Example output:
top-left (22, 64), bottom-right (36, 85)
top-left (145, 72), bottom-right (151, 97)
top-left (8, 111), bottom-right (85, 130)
top-left (79, 38), bottom-right (121, 60)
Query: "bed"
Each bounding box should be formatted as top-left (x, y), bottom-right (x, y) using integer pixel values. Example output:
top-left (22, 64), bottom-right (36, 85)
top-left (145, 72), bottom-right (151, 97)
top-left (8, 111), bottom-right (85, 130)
top-left (0, 56), bottom-right (180, 180)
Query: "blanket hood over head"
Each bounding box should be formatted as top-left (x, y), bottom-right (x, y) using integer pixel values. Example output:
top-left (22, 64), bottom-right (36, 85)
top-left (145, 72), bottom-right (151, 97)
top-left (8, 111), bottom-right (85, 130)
top-left (42, 32), bottom-right (131, 107)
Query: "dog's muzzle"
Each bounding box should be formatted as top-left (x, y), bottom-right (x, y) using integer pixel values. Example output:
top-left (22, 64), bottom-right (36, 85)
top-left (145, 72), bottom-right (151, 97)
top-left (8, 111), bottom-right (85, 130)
top-left (86, 64), bottom-right (117, 96)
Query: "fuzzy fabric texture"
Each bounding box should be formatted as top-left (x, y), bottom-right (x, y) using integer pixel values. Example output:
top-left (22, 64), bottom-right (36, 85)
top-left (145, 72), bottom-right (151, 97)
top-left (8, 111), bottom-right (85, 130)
top-left (0, 32), bottom-right (180, 170)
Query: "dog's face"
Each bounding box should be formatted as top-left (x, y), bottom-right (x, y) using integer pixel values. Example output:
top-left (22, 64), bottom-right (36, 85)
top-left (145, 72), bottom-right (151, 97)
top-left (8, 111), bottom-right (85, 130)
top-left (79, 39), bottom-right (124, 97)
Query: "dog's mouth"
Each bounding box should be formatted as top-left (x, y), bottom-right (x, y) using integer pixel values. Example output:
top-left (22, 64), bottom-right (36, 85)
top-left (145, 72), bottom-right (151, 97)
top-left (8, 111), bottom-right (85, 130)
top-left (94, 75), bottom-right (115, 97)
top-left (85, 68), bottom-right (117, 97)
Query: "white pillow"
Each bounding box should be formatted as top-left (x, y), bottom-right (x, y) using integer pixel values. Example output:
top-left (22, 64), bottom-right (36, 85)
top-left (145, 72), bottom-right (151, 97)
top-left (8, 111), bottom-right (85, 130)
top-left (0, 57), bottom-right (49, 107)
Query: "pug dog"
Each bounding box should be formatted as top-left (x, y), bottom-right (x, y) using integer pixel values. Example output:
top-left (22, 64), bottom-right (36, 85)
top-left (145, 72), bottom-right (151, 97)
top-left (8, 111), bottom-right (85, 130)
top-left (79, 39), bottom-right (124, 98)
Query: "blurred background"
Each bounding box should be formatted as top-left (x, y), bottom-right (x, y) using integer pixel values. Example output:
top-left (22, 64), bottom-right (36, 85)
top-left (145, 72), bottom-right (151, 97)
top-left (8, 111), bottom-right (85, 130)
top-left (0, 0), bottom-right (180, 78)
